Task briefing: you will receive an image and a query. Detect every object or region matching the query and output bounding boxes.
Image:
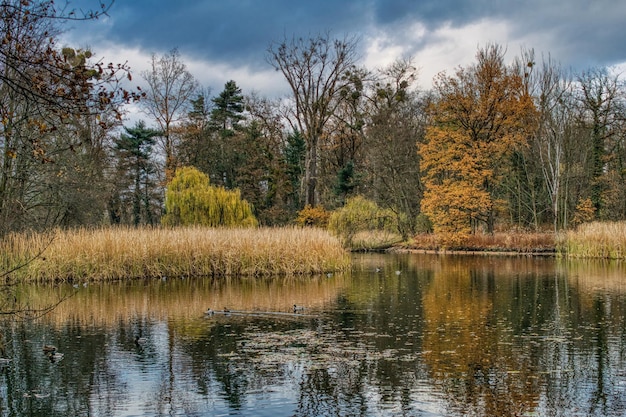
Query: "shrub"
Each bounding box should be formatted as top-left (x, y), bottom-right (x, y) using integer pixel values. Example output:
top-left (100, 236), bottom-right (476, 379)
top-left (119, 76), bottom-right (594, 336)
top-left (415, 213), bottom-right (433, 234)
top-left (295, 205), bottom-right (330, 227)
top-left (162, 166), bottom-right (257, 227)
top-left (571, 197), bottom-right (596, 227)
top-left (327, 195), bottom-right (396, 247)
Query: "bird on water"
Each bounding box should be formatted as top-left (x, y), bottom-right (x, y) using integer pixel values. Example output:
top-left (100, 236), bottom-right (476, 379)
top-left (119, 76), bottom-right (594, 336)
top-left (42, 345), bottom-right (56, 353)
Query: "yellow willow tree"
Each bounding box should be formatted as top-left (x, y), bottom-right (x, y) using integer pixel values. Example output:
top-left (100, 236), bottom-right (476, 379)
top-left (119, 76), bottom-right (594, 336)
top-left (419, 44), bottom-right (535, 245)
top-left (162, 166), bottom-right (257, 227)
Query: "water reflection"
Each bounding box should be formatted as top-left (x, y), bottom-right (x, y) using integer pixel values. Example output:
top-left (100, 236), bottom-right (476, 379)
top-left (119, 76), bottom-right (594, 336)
top-left (0, 254), bottom-right (625, 416)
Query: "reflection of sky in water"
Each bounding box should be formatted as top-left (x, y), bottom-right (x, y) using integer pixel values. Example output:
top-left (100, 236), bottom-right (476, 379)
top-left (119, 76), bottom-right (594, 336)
top-left (4, 253), bottom-right (626, 416)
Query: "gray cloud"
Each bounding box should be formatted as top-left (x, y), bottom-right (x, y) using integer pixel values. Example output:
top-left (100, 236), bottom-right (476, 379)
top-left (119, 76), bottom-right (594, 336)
top-left (67, 0), bottom-right (626, 88)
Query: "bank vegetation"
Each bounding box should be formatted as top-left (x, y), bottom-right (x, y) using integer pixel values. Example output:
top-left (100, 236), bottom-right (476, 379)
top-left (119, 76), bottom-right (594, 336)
top-left (2, 3), bottom-right (626, 285)
top-left (0, 227), bottom-right (350, 283)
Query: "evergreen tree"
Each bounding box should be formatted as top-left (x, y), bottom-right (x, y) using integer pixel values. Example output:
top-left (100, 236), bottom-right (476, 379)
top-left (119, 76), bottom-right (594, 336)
top-left (177, 90), bottom-right (213, 172)
top-left (112, 121), bottom-right (161, 226)
top-left (211, 80), bottom-right (245, 131)
top-left (208, 80), bottom-right (246, 188)
top-left (333, 160), bottom-right (358, 203)
top-left (284, 130), bottom-right (306, 209)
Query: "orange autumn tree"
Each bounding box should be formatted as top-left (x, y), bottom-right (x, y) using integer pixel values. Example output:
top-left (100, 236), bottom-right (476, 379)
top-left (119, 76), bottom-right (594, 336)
top-left (420, 44), bottom-right (535, 246)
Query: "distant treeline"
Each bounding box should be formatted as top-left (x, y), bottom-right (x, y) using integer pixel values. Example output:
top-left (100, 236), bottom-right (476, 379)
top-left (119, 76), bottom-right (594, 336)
top-left (1, 3), bottom-right (625, 240)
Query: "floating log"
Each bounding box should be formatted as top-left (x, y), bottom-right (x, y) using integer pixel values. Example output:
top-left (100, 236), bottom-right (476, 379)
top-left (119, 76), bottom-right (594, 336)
top-left (205, 308), bottom-right (317, 318)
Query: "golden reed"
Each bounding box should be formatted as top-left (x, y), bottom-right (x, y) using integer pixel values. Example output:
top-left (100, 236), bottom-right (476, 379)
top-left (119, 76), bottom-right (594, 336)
top-left (560, 221), bottom-right (626, 259)
top-left (0, 226), bottom-right (351, 282)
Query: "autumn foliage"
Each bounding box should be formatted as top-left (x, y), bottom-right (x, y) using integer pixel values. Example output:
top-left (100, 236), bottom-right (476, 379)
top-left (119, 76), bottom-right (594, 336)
top-left (419, 44), bottom-right (536, 246)
top-left (295, 205), bottom-right (330, 227)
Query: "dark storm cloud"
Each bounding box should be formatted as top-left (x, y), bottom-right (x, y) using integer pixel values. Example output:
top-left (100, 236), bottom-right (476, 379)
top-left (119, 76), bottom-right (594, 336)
top-left (371, 0), bottom-right (493, 26)
top-left (70, 0), bottom-right (626, 76)
top-left (76, 0), bottom-right (369, 66)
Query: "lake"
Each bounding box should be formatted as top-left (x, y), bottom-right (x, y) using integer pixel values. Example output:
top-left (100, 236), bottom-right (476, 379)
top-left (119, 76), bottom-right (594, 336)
top-left (0, 253), bottom-right (625, 416)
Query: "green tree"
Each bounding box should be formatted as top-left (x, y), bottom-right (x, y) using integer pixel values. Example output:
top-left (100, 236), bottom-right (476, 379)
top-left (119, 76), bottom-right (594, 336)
top-left (162, 166), bottom-right (257, 227)
top-left (333, 160), bottom-right (358, 202)
top-left (111, 121), bottom-right (161, 226)
top-left (237, 94), bottom-right (295, 225)
top-left (211, 80), bottom-right (245, 131)
top-left (208, 80), bottom-right (246, 188)
top-left (363, 59), bottom-right (425, 238)
top-left (320, 66), bottom-right (369, 208)
top-left (177, 89), bottom-right (213, 173)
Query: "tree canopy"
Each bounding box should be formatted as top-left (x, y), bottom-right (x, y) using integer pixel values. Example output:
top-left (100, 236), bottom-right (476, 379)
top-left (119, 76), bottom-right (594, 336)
top-left (162, 166), bottom-right (257, 227)
top-left (420, 44), bottom-right (536, 244)
top-left (2, 6), bottom-right (626, 243)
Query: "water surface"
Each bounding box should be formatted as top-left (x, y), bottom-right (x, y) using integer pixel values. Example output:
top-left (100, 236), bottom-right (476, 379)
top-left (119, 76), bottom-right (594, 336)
top-left (1, 253), bottom-right (625, 416)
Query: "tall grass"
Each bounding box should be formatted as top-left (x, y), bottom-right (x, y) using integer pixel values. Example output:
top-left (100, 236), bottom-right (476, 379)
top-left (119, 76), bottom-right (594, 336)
top-left (559, 221), bottom-right (626, 259)
top-left (0, 226), bottom-right (351, 282)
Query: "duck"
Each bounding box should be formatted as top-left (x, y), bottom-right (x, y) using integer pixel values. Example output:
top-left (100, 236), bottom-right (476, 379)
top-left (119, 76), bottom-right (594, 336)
top-left (204, 308), bottom-right (215, 316)
top-left (293, 304), bottom-right (305, 312)
top-left (134, 336), bottom-right (147, 346)
top-left (42, 345), bottom-right (56, 353)
top-left (47, 352), bottom-right (64, 363)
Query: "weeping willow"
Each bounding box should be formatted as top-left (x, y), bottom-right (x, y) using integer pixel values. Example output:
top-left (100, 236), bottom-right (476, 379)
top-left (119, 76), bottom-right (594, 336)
top-left (162, 166), bottom-right (257, 227)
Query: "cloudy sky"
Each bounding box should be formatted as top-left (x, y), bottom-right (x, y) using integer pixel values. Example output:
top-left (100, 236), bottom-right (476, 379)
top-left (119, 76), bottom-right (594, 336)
top-left (63, 0), bottom-right (626, 101)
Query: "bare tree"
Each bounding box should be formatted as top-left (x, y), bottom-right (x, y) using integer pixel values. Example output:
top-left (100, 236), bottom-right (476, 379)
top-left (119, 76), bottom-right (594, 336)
top-left (364, 59), bottom-right (426, 237)
top-left (575, 67), bottom-right (622, 218)
top-left (513, 49), bottom-right (575, 231)
top-left (141, 49), bottom-right (198, 182)
top-left (0, 0), bottom-right (140, 235)
top-left (267, 33), bottom-right (359, 207)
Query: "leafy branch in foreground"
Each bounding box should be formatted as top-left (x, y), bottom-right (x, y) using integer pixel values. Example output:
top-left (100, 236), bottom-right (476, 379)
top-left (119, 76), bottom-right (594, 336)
top-left (0, 0), bottom-right (143, 124)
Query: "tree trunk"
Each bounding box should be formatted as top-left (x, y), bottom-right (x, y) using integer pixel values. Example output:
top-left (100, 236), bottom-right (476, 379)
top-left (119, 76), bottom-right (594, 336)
top-left (305, 135), bottom-right (318, 207)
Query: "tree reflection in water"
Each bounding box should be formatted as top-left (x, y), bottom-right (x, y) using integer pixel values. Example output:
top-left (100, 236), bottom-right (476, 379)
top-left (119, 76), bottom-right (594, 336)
top-left (0, 254), bottom-right (624, 416)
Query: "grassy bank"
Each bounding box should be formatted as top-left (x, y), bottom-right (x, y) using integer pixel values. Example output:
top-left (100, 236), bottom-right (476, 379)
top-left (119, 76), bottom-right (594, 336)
top-left (0, 226), bottom-right (350, 282)
top-left (559, 221), bottom-right (626, 259)
top-left (392, 222), bottom-right (626, 260)
top-left (397, 231), bottom-right (557, 254)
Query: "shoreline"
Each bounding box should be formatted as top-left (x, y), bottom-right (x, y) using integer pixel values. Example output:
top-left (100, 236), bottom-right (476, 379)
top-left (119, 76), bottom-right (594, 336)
top-left (387, 247), bottom-right (558, 257)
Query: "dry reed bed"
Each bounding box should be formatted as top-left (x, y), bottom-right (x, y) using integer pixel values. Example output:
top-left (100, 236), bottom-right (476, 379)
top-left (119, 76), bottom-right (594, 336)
top-left (561, 221), bottom-right (626, 259)
top-left (1, 226), bottom-right (351, 282)
top-left (405, 231), bottom-right (556, 253)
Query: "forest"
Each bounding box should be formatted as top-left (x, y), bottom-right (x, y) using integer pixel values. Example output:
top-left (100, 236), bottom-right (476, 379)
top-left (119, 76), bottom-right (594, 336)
top-left (1, 0), bottom-right (625, 245)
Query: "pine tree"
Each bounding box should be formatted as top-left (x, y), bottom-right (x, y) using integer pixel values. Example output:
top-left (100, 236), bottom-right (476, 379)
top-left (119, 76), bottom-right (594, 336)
top-left (211, 80), bottom-right (245, 131)
top-left (112, 121), bottom-right (160, 226)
